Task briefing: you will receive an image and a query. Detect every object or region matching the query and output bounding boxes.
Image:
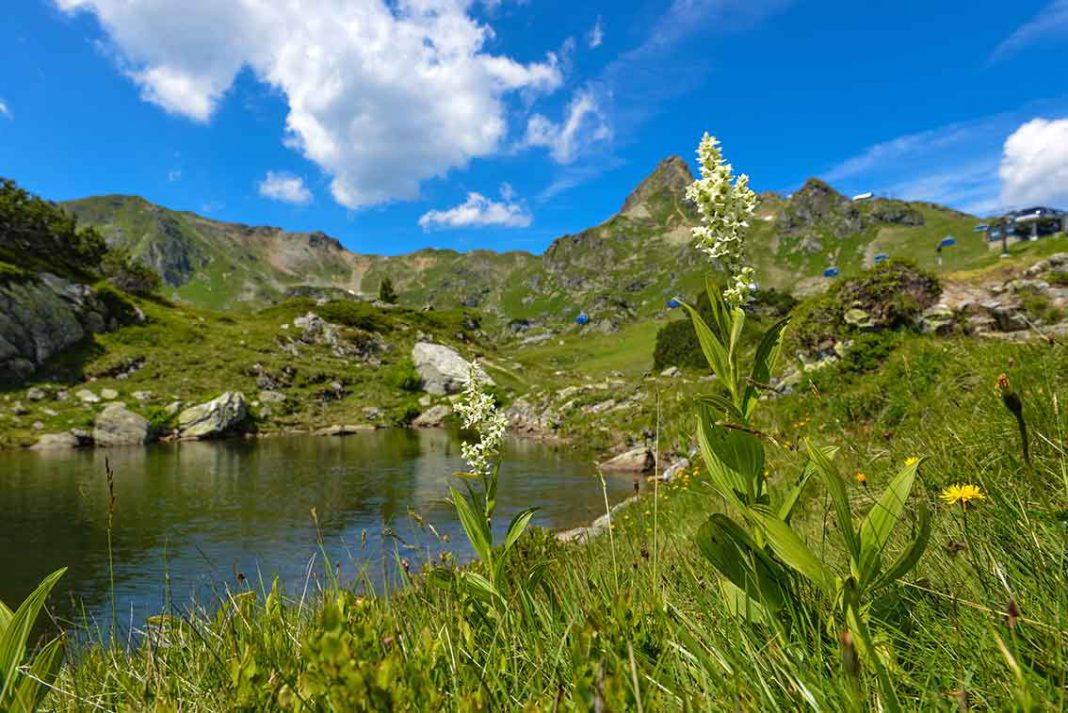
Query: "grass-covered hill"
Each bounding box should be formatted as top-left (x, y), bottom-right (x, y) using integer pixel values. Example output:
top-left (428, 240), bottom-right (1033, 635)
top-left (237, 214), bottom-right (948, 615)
top-left (62, 159), bottom-right (987, 326)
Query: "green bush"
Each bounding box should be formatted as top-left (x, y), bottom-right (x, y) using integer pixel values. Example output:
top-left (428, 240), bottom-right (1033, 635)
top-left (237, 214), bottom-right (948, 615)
top-left (317, 300), bottom-right (390, 333)
top-left (792, 259), bottom-right (940, 353)
top-left (101, 248), bottom-right (162, 296)
top-left (0, 177), bottom-right (107, 279)
top-left (385, 358), bottom-right (423, 392)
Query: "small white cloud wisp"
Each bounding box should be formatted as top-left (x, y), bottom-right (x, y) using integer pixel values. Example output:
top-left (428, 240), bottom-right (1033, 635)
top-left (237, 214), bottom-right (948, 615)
top-left (418, 188), bottom-right (532, 231)
top-left (258, 171), bottom-right (312, 205)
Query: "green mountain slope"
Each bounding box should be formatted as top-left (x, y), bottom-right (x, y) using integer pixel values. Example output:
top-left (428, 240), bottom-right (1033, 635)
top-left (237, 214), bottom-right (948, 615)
top-left (63, 159), bottom-right (986, 322)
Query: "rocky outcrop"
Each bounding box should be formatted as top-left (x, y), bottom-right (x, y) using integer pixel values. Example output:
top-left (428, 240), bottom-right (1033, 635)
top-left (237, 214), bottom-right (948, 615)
top-left (30, 432), bottom-right (82, 451)
top-left (0, 273), bottom-right (140, 382)
top-left (411, 342), bottom-right (489, 395)
top-left (177, 392), bottom-right (249, 439)
top-left (94, 403), bottom-right (151, 447)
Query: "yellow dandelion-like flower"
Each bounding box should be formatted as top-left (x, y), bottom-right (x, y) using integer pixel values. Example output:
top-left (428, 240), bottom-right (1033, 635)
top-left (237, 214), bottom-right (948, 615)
top-left (940, 483), bottom-right (986, 508)
top-left (854, 471), bottom-right (867, 485)
top-left (905, 456), bottom-right (919, 466)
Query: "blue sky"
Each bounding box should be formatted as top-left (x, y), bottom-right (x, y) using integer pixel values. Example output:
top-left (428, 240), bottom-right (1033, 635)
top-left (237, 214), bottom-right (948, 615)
top-left (1, 0), bottom-right (1066, 256)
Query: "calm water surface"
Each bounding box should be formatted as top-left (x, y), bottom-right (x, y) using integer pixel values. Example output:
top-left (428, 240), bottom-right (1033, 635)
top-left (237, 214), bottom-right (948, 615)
top-left (0, 430), bottom-right (631, 632)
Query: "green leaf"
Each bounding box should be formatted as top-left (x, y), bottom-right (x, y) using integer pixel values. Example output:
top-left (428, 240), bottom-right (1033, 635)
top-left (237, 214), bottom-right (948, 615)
top-left (449, 487), bottom-right (492, 566)
top-left (703, 276), bottom-right (733, 339)
top-left (0, 567), bottom-right (66, 705)
top-left (871, 500), bottom-right (932, 592)
top-left (777, 452), bottom-right (828, 524)
top-left (694, 392), bottom-right (745, 424)
top-left (743, 317), bottom-right (790, 419)
top-left (804, 440), bottom-right (861, 565)
top-left (681, 300), bottom-right (733, 390)
top-left (696, 514), bottom-right (788, 613)
top-left (697, 404), bottom-right (764, 504)
top-left (503, 507), bottom-right (538, 554)
top-left (459, 572), bottom-right (501, 604)
top-left (9, 634), bottom-right (64, 713)
top-left (749, 508), bottom-right (836, 596)
top-left (846, 602), bottom-right (901, 713)
top-left (0, 602), bottom-right (12, 635)
top-left (858, 459), bottom-right (921, 584)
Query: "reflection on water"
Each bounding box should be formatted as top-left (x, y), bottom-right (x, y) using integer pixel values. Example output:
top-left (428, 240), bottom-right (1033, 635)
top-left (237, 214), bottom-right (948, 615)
top-left (0, 430), bottom-right (629, 631)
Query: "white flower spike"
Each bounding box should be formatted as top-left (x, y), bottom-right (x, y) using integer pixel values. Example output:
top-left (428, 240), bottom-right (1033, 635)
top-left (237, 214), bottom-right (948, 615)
top-left (686, 133), bottom-right (758, 305)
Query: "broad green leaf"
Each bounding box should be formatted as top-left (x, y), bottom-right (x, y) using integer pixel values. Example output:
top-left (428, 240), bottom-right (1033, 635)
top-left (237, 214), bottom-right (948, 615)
top-left (0, 602), bottom-right (12, 634)
top-left (503, 507), bottom-right (538, 554)
top-left (681, 300), bottom-right (733, 391)
top-left (743, 317), bottom-right (790, 419)
top-left (703, 276), bottom-right (733, 339)
top-left (696, 514), bottom-right (788, 612)
top-left (0, 567), bottom-right (66, 705)
top-left (728, 306), bottom-right (746, 359)
top-left (449, 487), bottom-right (491, 566)
top-left (776, 453), bottom-right (821, 524)
top-left (698, 405), bottom-right (764, 504)
top-left (459, 572), bottom-right (501, 604)
top-left (804, 440), bottom-right (861, 564)
top-left (871, 501), bottom-right (931, 592)
top-left (858, 459), bottom-right (921, 584)
top-left (695, 392), bottom-right (745, 424)
top-left (9, 634), bottom-right (63, 713)
top-left (718, 579), bottom-right (772, 625)
top-left (749, 508), bottom-right (835, 596)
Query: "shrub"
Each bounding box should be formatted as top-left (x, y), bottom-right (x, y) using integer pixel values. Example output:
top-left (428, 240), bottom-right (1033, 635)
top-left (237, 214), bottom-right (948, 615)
top-left (792, 259), bottom-right (940, 353)
top-left (386, 358), bottom-right (423, 392)
top-left (101, 248), bottom-right (162, 296)
top-left (378, 276), bottom-right (398, 304)
top-left (317, 300), bottom-right (390, 333)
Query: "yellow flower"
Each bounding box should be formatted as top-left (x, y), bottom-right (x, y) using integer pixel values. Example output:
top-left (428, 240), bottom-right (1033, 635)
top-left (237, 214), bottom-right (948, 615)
top-left (854, 471), bottom-right (867, 485)
top-left (940, 483), bottom-right (986, 508)
top-left (905, 456), bottom-right (919, 466)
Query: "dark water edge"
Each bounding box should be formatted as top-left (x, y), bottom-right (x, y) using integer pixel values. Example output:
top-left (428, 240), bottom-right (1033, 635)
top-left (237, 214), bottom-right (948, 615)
top-left (0, 429), bottom-right (632, 639)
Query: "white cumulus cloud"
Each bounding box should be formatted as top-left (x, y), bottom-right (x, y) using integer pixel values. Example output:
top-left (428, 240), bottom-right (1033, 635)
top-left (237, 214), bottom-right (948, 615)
top-left (56, 0), bottom-right (563, 208)
top-left (0, 99), bottom-right (11, 119)
top-left (258, 171), bottom-right (313, 205)
top-left (525, 87), bottom-right (612, 164)
top-left (999, 118), bottom-right (1068, 208)
top-left (418, 187), bottom-right (532, 230)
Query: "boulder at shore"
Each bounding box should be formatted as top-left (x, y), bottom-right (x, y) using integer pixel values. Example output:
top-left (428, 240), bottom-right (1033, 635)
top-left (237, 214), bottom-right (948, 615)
top-left (411, 342), bottom-right (491, 395)
top-left (93, 403), bottom-right (151, 447)
top-left (412, 404), bottom-right (451, 428)
top-left (178, 392), bottom-right (249, 439)
top-left (599, 446), bottom-right (654, 473)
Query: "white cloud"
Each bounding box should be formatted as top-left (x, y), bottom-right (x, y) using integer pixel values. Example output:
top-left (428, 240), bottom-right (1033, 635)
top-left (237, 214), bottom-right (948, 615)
top-left (525, 87), bottom-right (612, 164)
top-left (56, 0), bottom-right (563, 208)
top-left (418, 187), bottom-right (532, 230)
top-left (587, 16), bottom-right (604, 48)
top-left (258, 171), bottom-right (312, 205)
top-left (167, 168), bottom-right (182, 182)
top-left (999, 118), bottom-right (1068, 208)
top-left (994, 0), bottom-right (1068, 59)
top-left (0, 99), bottom-right (11, 119)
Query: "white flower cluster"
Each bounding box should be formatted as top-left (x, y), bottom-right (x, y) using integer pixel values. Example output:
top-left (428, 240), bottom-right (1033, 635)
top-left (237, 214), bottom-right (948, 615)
top-left (455, 362), bottom-right (508, 477)
top-left (685, 133), bottom-right (758, 304)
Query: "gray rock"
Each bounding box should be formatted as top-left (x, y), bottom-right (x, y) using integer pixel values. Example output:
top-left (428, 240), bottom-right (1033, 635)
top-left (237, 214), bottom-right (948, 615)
top-left (177, 392), bottom-right (249, 439)
top-left (76, 389), bottom-right (100, 404)
top-left (600, 446), bottom-right (654, 473)
top-left (660, 366), bottom-right (681, 378)
top-left (94, 403), bottom-right (151, 447)
top-left (363, 406), bottom-right (382, 421)
top-left (0, 272), bottom-right (139, 382)
top-left (32, 421), bottom-right (44, 430)
top-left (657, 458), bottom-right (691, 482)
top-left (100, 388), bottom-right (119, 401)
top-left (30, 432), bottom-right (81, 450)
top-left (132, 390), bottom-right (153, 402)
top-left (55, 390), bottom-right (69, 402)
top-left (920, 305), bottom-right (956, 335)
top-left (258, 390), bottom-right (287, 404)
top-left (26, 387), bottom-right (47, 401)
top-left (412, 404), bottom-right (451, 428)
top-left (314, 424), bottom-right (373, 436)
top-left (411, 342), bottom-right (490, 395)
top-left (11, 401), bottom-right (28, 416)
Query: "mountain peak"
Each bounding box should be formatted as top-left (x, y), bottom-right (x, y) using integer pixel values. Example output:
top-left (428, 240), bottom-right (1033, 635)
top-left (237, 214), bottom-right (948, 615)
top-left (621, 155), bottom-right (694, 214)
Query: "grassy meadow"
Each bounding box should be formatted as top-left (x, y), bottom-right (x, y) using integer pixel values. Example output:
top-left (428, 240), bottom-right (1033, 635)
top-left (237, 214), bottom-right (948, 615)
top-left (19, 325), bottom-right (1062, 711)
